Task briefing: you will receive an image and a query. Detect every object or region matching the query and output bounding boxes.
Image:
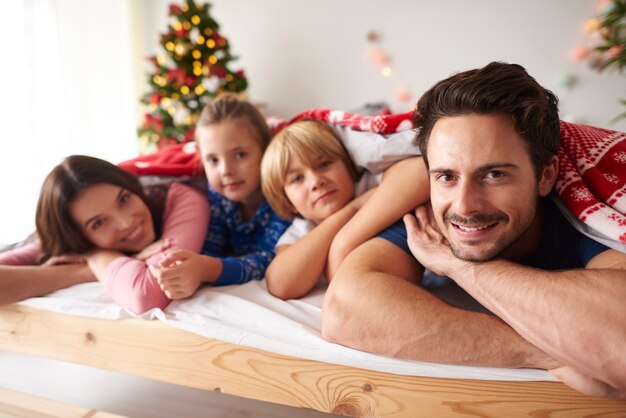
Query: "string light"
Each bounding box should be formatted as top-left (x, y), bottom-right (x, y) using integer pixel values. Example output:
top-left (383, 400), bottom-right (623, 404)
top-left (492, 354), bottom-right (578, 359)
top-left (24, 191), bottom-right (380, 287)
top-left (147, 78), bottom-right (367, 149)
top-left (206, 39), bottom-right (216, 48)
top-left (204, 28), bottom-right (213, 36)
top-left (165, 41), bottom-right (175, 51)
top-left (180, 86), bottom-right (190, 95)
top-left (197, 35), bottom-right (205, 44)
top-left (208, 55), bottom-right (218, 64)
top-left (366, 30), bottom-right (412, 106)
top-left (192, 50), bottom-right (202, 59)
top-left (191, 15), bottom-right (201, 25)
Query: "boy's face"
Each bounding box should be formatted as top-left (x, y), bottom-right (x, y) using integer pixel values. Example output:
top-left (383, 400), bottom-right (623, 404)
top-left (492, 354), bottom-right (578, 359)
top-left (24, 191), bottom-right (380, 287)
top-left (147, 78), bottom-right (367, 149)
top-left (197, 119), bottom-right (264, 209)
top-left (283, 154), bottom-right (355, 225)
top-left (427, 113), bottom-right (556, 262)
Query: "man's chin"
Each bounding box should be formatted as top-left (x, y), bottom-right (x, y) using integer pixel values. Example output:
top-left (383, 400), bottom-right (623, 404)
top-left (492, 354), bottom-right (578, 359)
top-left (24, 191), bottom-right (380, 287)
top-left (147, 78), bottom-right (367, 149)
top-left (449, 243), bottom-right (500, 263)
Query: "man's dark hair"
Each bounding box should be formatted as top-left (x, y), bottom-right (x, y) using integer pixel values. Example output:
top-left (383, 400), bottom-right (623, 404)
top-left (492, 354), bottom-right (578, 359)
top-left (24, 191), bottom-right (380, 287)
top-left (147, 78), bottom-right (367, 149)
top-left (413, 62), bottom-right (560, 179)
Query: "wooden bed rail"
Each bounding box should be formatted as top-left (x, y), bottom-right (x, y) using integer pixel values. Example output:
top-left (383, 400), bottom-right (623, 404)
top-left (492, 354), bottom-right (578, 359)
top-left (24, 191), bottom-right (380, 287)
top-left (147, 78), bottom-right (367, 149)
top-left (0, 304), bottom-right (624, 417)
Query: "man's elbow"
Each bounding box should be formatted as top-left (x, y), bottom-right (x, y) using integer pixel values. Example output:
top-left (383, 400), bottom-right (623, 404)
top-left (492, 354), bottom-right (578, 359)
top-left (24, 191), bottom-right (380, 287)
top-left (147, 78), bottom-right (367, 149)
top-left (321, 280), bottom-right (355, 345)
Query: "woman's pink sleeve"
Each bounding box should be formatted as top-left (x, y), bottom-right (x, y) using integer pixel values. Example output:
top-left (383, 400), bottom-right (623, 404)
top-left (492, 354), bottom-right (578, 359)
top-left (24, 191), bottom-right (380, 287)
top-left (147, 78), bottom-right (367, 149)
top-left (103, 182), bottom-right (210, 314)
top-left (0, 241), bottom-right (43, 265)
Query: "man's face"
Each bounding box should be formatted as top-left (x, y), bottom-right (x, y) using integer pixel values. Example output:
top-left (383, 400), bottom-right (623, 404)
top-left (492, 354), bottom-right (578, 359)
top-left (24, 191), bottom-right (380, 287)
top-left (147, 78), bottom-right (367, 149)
top-left (427, 113), bottom-right (555, 262)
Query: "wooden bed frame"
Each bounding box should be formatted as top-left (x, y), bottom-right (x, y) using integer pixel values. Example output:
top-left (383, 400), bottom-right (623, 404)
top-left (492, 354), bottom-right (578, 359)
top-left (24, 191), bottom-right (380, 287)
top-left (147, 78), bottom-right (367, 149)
top-left (0, 303), bottom-right (624, 417)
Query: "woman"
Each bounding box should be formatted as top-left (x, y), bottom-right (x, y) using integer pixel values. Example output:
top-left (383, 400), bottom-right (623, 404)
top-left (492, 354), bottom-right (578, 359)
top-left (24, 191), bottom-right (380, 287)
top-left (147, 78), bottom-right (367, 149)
top-left (0, 155), bottom-right (210, 314)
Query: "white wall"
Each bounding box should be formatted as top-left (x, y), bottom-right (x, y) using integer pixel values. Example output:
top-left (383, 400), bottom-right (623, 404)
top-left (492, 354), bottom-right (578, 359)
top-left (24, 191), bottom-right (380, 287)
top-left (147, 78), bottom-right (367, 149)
top-left (142, 0), bottom-right (625, 131)
top-left (2, 0), bottom-right (624, 244)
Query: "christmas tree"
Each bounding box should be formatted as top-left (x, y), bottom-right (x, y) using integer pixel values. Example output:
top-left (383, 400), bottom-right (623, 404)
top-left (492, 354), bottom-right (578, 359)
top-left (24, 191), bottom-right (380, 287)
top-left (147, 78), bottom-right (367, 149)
top-left (138, 0), bottom-right (248, 149)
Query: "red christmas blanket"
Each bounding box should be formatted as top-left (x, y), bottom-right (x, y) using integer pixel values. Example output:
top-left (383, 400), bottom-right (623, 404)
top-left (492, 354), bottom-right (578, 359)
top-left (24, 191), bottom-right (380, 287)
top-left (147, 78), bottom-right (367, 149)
top-left (119, 110), bottom-right (626, 247)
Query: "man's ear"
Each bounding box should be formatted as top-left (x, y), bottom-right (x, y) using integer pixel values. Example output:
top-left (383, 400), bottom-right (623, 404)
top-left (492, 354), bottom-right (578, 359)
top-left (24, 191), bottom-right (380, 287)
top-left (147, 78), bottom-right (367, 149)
top-left (538, 156), bottom-right (559, 197)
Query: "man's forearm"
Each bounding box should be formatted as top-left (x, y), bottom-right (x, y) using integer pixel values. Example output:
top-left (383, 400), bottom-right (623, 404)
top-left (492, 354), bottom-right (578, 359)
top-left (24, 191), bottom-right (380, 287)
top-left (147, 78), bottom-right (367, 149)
top-left (322, 240), bottom-right (557, 369)
top-left (453, 258), bottom-right (626, 390)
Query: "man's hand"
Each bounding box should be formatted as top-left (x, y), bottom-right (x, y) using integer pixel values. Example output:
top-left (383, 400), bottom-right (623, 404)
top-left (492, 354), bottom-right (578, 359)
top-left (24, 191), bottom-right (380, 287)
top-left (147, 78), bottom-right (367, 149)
top-left (550, 366), bottom-right (625, 399)
top-left (149, 249), bottom-right (208, 299)
top-left (403, 204), bottom-right (461, 277)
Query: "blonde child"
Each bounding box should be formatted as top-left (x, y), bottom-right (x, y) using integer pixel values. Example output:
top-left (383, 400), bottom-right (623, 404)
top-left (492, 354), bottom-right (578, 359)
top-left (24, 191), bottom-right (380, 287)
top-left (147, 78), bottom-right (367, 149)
top-left (261, 120), bottom-right (429, 300)
top-left (152, 94), bottom-right (290, 298)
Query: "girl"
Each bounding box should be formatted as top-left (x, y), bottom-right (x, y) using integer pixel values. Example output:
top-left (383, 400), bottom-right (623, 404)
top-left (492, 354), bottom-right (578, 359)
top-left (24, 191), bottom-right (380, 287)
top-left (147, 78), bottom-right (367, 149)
top-left (0, 155), bottom-right (210, 314)
top-left (151, 94), bottom-right (290, 298)
top-left (261, 120), bottom-right (429, 299)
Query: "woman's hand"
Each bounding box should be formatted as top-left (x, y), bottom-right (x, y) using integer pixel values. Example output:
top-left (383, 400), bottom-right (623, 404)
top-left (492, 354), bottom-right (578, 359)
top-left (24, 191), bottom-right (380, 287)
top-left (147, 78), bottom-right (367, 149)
top-left (42, 254), bottom-right (86, 266)
top-left (133, 238), bottom-right (174, 261)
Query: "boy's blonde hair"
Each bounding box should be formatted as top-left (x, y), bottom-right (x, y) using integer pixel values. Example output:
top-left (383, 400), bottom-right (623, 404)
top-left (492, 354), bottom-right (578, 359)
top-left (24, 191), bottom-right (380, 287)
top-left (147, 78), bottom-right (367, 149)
top-left (261, 120), bottom-right (359, 220)
top-left (197, 93), bottom-right (271, 151)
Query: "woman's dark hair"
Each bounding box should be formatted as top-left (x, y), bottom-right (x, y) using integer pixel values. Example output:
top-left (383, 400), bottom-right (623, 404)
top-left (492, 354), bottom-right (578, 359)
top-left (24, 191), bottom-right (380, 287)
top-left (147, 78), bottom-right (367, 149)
top-left (413, 62), bottom-right (560, 179)
top-left (35, 155), bottom-right (164, 260)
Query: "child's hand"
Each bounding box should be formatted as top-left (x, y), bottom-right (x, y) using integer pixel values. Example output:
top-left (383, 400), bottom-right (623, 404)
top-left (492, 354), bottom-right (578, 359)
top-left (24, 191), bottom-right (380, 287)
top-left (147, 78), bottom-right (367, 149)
top-left (150, 249), bottom-right (208, 300)
top-left (134, 238), bottom-right (174, 261)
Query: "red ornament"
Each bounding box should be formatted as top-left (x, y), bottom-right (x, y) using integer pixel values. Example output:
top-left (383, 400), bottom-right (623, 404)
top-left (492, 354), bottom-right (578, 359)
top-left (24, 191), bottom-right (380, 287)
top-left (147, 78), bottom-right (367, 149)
top-left (235, 69), bottom-right (245, 78)
top-left (210, 64), bottom-right (226, 78)
top-left (167, 68), bottom-right (187, 85)
top-left (143, 114), bottom-right (164, 133)
top-left (169, 4), bottom-right (183, 16)
top-left (150, 93), bottom-right (162, 104)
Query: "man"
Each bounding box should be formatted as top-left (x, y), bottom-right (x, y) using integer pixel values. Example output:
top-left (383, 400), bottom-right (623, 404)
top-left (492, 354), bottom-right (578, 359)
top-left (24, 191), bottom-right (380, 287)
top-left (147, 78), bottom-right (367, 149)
top-left (322, 62), bottom-right (626, 398)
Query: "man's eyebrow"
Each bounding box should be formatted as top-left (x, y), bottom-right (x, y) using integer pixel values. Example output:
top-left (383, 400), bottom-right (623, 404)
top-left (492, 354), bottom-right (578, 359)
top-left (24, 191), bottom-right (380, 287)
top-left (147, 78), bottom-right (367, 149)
top-left (429, 163), bottom-right (520, 175)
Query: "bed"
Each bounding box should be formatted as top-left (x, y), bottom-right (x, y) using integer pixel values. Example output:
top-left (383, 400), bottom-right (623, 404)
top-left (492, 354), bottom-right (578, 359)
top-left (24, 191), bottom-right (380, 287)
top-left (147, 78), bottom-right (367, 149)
top-left (0, 279), bottom-right (625, 417)
top-left (2, 112), bottom-right (625, 416)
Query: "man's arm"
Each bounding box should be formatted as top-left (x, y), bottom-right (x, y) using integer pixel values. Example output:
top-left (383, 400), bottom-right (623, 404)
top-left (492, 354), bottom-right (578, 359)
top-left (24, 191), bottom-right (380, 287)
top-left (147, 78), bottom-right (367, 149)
top-left (322, 238), bottom-right (557, 369)
top-left (451, 253), bottom-right (626, 395)
top-left (404, 206), bottom-right (626, 396)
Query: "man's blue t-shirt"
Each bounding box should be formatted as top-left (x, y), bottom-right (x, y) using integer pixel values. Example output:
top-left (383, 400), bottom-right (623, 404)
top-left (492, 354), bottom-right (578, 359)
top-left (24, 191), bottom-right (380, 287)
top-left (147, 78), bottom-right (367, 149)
top-left (378, 197), bottom-right (609, 269)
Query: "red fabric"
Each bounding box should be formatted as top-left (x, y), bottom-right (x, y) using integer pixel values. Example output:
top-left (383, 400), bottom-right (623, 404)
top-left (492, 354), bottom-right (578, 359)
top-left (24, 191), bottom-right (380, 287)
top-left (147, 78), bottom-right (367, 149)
top-left (555, 121), bottom-right (626, 244)
top-left (118, 110), bottom-right (626, 244)
top-left (118, 142), bottom-right (203, 177)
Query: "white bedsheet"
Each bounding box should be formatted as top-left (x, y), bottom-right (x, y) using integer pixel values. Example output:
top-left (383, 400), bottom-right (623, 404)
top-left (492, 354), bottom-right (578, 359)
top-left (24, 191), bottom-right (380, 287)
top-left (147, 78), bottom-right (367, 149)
top-left (18, 279), bottom-right (557, 383)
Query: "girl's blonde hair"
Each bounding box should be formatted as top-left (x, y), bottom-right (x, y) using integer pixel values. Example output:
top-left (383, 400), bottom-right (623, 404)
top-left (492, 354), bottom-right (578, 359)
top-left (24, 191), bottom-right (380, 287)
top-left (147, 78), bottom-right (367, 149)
top-left (196, 93), bottom-right (271, 150)
top-left (261, 120), bottom-right (358, 220)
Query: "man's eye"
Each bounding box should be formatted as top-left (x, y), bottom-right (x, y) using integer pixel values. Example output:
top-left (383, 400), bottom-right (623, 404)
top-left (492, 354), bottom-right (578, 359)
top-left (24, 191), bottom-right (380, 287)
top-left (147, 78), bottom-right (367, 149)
top-left (486, 170), bottom-right (505, 179)
top-left (91, 219), bottom-right (104, 231)
top-left (437, 174), bottom-right (455, 183)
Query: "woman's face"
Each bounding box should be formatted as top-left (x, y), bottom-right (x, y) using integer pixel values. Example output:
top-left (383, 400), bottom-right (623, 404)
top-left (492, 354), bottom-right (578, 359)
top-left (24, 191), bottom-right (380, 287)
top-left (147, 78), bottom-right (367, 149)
top-left (69, 183), bottom-right (155, 253)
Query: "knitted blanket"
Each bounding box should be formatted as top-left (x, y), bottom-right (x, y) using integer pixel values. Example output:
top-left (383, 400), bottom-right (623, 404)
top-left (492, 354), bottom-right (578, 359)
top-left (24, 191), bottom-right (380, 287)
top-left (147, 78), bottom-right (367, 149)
top-left (118, 110), bottom-right (626, 247)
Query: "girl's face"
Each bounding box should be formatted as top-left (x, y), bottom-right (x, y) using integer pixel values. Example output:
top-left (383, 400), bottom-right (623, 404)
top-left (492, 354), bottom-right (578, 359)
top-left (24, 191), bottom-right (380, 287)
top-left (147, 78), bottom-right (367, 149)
top-left (69, 183), bottom-right (155, 253)
top-left (197, 119), bottom-right (264, 209)
top-left (283, 154), bottom-right (355, 225)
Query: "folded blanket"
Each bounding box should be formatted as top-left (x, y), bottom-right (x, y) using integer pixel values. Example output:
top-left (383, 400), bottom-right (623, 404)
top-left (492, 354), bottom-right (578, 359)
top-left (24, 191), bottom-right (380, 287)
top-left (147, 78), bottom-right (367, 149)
top-left (118, 109), bottom-right (626, 249)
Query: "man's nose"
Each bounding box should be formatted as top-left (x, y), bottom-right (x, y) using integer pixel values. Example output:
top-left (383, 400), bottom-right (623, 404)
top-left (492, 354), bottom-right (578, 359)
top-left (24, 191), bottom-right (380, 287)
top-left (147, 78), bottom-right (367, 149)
top-left (452, 179), bottom-right (485, 216)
